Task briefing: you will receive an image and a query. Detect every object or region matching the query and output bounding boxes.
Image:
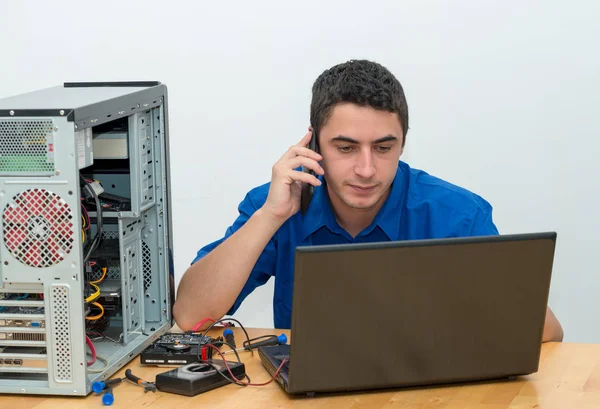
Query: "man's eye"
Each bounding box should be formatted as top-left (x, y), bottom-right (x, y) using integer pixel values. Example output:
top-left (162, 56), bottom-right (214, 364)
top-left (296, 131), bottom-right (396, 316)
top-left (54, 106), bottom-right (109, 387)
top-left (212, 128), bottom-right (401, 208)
top-left (376, 146), bottom-right (392, 153)
top-left (338, 146), bottom-right (354, 153)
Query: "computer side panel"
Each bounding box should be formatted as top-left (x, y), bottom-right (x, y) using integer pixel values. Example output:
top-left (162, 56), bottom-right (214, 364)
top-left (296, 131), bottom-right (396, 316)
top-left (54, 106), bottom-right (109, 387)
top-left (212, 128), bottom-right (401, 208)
top-left (0, 116), bottom-right (89, 395)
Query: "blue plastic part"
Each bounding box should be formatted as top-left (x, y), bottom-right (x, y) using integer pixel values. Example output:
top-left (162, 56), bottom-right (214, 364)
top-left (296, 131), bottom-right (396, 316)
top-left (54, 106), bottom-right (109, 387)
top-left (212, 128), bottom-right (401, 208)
top-left (278, 334), bottom-right (288, 344)
top-left (30, 322), bottom-right (41, 327)
top-left (223, 328), bottom-right (233, 336)
top-left (92, 381), bottom-right (106, 394)
top-left (102, 391), bottom-right (114, 405)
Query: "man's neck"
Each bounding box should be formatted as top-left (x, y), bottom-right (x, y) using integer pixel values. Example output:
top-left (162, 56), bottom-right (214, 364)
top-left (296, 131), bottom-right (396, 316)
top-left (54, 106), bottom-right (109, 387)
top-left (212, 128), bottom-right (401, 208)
top-left (327, 186), bottom-right (391, 238)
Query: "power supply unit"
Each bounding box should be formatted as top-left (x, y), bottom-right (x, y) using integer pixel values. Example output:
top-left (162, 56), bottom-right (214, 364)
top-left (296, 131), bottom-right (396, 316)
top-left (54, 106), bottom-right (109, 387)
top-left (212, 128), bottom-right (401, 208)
top-left (0, 82), bottom-right (175, 396)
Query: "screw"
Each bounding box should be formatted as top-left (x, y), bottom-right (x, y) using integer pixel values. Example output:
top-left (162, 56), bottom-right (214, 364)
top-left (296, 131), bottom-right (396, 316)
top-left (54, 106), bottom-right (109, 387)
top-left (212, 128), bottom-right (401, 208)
top-left (55, 170), bottom-right (60, 176)
top-left (147, 135), bottom-right (150, 140)
top-left (9, 110), bottom-right (14, 116)
top-left (21, 389), bottom-right (25, 393)
top-left (59, 110), bottom-right (65, 116)
top-left (133, 212), bottom-right (138, 217)
top-left (118, 212), bottom-right (123, 217)
top-left (4, 261), bottom-right (8, 265)
top-left (53, 126), bottom-right (58, 131)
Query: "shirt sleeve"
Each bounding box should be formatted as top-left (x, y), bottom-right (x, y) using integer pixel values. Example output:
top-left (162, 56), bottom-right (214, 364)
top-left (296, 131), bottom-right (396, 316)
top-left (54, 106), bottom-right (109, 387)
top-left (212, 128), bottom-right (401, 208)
top-left (466, 203), bottom-right (500, 237)
top-left (191, 190), bottom-right (277, 316)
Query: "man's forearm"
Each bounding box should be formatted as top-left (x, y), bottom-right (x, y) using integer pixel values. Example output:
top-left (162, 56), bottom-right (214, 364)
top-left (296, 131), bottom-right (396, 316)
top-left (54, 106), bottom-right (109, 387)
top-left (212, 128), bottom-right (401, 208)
top-left (173, 208), bottom-right (283, 331)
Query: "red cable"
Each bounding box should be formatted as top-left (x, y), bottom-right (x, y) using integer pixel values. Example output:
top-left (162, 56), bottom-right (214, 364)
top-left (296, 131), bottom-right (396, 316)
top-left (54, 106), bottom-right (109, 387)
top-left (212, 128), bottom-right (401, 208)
top-left (86, 335), bottom-right (97, 366)
top-left (191, 317), bottom-right (216, 332)
top-left (203, 343), bottom-right (288, 386)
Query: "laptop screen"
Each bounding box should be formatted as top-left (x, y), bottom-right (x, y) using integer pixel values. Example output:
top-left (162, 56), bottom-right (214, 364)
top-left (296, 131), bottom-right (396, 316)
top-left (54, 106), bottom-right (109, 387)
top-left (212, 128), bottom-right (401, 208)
top-left (286, 233), bottom-right (556, 394)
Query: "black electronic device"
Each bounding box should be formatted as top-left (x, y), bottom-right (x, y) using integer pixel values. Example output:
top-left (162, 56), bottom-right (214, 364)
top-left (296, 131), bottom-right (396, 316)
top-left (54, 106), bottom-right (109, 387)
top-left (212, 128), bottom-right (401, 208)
top-left (300, 129), bottom-right (318, 215)
top-left (155, 360), bottom-right (246, 396)
top-left (140, 333), bottom-right (217, 366)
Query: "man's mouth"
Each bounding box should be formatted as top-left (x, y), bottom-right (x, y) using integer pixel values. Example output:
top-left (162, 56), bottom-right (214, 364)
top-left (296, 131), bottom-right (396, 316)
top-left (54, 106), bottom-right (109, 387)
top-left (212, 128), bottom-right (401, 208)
top-left (348, 184), bottom-right (377, 194)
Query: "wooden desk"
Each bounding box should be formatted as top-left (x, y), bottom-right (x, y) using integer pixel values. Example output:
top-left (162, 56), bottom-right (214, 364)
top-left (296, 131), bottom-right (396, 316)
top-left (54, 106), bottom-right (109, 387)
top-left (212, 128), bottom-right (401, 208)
top-left (2, 327), bottom-right (600, 409)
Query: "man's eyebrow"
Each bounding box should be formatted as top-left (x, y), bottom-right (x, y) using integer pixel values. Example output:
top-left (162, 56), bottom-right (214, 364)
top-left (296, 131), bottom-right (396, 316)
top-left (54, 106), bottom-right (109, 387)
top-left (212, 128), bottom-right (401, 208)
top-left (330, 135), bottom-right (399, 144)
top-left (331, 135), bottom-right (360, 144)
top-left (373, 135), bottom-right (398, 144)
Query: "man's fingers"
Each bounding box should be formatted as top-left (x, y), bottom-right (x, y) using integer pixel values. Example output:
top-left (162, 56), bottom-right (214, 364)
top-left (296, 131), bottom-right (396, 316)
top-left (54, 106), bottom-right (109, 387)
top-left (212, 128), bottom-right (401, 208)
top-left (296, 131), bottom-right (313, 147)
top-left (283, 146), bottom-right (322, 162)
top-left (286, 156), bottom-right (325, 175)
top-left (286, 170), bottom-right (322, 186)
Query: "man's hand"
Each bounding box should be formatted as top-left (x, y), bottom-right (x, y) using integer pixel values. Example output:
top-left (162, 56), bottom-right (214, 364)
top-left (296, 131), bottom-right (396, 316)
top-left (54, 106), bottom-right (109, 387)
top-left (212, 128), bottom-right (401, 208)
top-left (262, 131), bottom-right (324, 222)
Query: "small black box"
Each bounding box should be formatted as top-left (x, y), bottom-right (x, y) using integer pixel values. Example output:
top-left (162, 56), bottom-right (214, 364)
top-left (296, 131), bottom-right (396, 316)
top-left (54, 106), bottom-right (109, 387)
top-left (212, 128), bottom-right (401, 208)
top-left (155, 360), bottom-right (246, 396)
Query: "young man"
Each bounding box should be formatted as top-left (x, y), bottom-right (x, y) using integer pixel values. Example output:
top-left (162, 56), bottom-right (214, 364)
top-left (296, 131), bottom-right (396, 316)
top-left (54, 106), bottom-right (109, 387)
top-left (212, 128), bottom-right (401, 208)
top-left (174, 59), bottom-right (564, 342)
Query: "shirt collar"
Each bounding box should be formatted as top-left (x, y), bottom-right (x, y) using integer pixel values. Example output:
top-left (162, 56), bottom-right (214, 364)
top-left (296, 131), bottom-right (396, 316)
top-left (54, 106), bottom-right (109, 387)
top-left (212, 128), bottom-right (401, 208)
top-left (301, 177), bottom-right (343, 240)
top-left (301, 161), bottom-right (406, 241)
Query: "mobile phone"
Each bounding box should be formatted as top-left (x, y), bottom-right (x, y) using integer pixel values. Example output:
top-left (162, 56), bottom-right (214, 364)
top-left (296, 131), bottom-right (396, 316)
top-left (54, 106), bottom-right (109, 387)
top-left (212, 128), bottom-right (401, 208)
top-left (300, 130), bottom-right (318, 215)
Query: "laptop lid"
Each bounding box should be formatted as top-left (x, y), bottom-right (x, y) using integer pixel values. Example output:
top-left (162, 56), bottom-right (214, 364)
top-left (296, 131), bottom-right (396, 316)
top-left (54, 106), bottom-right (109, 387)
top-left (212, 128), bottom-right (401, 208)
top-left (287, 232), bottom-right (557, 394)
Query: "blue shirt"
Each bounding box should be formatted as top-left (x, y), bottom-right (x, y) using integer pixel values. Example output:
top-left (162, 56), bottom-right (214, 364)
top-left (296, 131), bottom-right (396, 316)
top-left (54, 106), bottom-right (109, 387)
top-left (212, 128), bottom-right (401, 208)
top-left (193, 161), bottom-right (499, 328)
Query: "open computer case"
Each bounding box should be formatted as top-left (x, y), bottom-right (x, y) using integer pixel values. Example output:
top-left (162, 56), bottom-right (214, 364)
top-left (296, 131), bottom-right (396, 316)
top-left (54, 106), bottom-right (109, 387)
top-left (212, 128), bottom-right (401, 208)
top-left (0, 82), bottom-right (174, 395)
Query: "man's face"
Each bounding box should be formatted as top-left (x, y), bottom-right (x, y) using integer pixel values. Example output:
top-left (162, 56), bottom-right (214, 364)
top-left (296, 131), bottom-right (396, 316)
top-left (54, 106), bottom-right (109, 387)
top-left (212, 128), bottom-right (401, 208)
top-left (318, 102), bottom-right (404, 213)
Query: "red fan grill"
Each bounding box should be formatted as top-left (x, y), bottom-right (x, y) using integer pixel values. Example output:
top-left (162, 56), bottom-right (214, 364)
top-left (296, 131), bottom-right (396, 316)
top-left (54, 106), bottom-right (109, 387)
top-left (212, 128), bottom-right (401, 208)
top-left (2, 189), bottom-right (74, 268)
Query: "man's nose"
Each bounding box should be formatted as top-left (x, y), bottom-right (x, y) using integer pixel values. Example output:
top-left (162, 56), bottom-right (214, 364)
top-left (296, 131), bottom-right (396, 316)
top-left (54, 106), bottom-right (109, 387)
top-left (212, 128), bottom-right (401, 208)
top-left (354, 149), bottom-right (376, 179)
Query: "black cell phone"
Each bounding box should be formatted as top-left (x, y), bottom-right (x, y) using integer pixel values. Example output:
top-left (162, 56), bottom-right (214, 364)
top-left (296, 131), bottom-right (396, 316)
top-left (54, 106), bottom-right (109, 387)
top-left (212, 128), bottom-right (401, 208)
top-left (300, 131), bottom-right (318, 215)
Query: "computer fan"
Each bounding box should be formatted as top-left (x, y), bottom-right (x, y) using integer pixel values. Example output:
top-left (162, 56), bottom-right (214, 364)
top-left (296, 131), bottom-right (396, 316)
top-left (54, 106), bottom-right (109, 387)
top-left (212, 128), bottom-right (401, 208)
top-left (2, 188), bottom-right (74, 268)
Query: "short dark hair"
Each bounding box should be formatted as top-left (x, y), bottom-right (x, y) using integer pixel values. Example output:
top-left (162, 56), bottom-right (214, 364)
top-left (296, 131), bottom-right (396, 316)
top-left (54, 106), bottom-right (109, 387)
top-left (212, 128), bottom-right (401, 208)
top-left (310, 59), bottom-right (409, 146)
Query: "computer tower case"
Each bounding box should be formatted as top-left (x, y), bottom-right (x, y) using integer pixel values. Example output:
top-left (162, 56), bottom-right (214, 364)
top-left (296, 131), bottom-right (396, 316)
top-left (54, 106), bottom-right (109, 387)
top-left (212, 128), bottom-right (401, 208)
top-left (0, 82), bottom-right (174, 395)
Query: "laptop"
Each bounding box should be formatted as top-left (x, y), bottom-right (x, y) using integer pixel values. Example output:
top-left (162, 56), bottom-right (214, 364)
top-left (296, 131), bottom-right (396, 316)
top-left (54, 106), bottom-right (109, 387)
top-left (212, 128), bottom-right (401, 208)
top-left (258, 232), bottom-right (557, 395)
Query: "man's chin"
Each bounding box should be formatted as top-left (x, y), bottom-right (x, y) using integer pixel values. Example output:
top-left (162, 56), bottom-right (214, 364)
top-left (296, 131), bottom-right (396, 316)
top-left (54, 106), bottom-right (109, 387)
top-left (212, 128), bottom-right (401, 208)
top-left (342, 196), bottom-right (382, 211)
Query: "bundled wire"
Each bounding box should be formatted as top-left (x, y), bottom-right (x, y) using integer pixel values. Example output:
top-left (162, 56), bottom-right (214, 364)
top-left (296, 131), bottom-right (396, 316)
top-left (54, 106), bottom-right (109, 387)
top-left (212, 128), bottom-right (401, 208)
top-left (91, 267), bottom-right (107, 285)
top-left (86, 302), bottom-right (104, 321)
top-left (190, 317), bottom-right (295, 387)
top-left (85, 283), bottom-right (100, 303)
top-left (85, 267), bottom-right (106, 321)
top-left (202, 343), bottom-right (288, 387)
top-left (81, 203), bottom-right (91, 230)
top-left (81, 203), bottom-right (91, 243)
top-left (85, 267), bottom-right (106, 303)
top-left (199, 318), bottom-right (252, 352)
top-left (86, 335), bottom-right (97, 365)
top-left (81, 175), bottom-right (103, 263)
top-left (86, 336), bottom-right (109, 374)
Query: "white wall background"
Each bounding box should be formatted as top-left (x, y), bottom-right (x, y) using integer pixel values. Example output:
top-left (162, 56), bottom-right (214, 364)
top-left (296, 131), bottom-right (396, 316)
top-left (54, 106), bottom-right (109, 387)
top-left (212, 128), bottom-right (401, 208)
top-left (1, 1), bottom-right (598, 341)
